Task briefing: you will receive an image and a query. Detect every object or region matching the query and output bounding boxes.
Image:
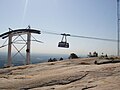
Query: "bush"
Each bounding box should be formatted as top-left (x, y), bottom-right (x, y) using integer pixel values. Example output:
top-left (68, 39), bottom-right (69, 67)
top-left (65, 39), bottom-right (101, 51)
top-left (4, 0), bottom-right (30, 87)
top-left (48, 58), bottom-right (57, 62)
top-left (69, 53), bottom-right (78, 59)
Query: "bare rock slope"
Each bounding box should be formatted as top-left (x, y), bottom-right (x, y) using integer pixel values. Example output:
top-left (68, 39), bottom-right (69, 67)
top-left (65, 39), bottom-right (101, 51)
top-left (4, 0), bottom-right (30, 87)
top-left (0, 58), bottom-right (120, 90)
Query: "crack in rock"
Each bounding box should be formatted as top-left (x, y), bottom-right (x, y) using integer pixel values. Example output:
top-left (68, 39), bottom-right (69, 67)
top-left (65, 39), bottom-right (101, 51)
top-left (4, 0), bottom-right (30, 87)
top-left (20, 73), bottom-right (88, 90)
top-left (82, 85), bottom-right (97, 90)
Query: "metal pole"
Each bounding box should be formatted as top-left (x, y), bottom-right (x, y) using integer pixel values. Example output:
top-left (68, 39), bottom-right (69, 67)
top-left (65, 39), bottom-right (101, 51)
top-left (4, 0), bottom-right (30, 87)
top-left (117, 0), bottom-right (120, 56)
top-left (26, 32), bottom-right (31, 65)
top-left (8, 34), bottom-right (12, 67)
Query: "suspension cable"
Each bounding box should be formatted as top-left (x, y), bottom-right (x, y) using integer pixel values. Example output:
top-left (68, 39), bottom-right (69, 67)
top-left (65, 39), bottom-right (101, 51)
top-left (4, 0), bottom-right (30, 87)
top-left (41, 30), bottom-right (117, 42)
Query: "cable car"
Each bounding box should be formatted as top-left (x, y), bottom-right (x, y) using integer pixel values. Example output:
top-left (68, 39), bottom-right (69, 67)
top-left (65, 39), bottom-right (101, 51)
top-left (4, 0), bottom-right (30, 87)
top-left (58, 33), bottom-right (70, 48)
top-left (58, 41), bottom-right (69, 48)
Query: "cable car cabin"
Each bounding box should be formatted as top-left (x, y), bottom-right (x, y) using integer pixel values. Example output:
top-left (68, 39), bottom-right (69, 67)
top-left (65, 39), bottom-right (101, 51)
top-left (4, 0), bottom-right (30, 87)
top-left (58, 42), bottom-right (69, 48)
top-left (58, 33), bottom-right (70, 48)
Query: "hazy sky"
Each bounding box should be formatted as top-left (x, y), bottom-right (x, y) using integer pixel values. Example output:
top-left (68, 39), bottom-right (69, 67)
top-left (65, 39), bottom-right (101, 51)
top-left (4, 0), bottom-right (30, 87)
top-left (0, 0), bottom-right (118, 56)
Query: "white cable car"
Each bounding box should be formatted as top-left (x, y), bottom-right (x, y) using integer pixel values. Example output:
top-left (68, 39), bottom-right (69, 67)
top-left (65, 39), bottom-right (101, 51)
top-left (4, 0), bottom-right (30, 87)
top-left (58, 33), bottom-right (70, 48)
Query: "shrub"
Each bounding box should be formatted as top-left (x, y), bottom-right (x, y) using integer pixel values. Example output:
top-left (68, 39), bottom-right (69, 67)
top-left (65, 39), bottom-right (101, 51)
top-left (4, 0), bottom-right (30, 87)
top-left (69, 53), bottom-right (78, 59)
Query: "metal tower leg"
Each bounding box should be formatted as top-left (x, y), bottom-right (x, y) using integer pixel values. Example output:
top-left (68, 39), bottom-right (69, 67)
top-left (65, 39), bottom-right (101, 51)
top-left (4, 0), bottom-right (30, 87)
top-left (26, 32), bottom-right (31, 65)
top-left (8, 34), bottom-right (12, 67)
